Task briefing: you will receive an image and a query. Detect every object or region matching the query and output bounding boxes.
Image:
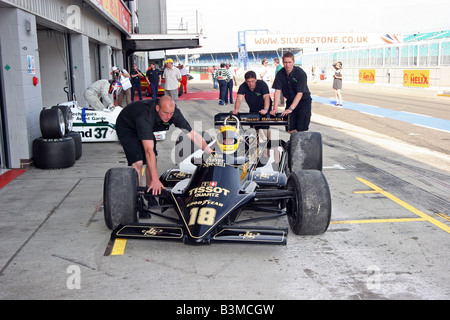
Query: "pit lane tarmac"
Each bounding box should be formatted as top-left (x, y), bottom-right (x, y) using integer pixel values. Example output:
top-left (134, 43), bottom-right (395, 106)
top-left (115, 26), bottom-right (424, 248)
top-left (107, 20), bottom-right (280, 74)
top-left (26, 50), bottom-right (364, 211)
top-left (0, 80), bottom-right (449, 300)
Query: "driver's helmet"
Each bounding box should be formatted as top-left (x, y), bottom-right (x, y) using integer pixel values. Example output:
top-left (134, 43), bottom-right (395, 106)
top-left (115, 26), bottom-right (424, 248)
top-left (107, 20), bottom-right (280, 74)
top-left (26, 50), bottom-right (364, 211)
top-left (216, 125), bottom-right (240, 154)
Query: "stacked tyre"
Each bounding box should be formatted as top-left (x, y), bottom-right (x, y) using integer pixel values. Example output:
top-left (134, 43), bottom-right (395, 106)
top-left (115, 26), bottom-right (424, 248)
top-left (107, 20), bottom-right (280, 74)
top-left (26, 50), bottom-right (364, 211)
top-left (33, 105), bottom-right (82, 169)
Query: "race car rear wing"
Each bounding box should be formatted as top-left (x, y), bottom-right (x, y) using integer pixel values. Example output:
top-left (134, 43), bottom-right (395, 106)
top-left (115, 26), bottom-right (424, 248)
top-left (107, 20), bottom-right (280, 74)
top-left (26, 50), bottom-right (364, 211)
top-left (214, 112), bottom-right (288, 130)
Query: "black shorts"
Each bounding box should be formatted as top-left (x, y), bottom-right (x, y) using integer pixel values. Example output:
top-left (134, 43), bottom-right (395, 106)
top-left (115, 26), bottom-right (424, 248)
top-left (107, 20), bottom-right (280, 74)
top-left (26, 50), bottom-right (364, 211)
top-left (116, 121), bottom-right (157, 166)
top-left (287, 99), bottom-right (311, 132)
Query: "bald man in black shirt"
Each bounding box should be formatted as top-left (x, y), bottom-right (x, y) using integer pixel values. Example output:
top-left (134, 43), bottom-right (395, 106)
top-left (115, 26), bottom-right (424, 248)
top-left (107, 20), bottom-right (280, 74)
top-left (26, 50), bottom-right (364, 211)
top-left (116, 96), bottom-right (212, 194)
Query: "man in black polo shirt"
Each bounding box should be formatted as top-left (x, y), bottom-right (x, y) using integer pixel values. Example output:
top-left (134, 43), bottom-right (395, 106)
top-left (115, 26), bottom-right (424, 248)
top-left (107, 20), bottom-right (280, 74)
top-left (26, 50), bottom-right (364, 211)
top-left (271, 52), bottom-right (312, 133)
top-left (145, 62), bottom-right (161, 100)
top-left (116, 96), bottom-right (212, 195)
top-left (233, 71), bottom-right (272, 137)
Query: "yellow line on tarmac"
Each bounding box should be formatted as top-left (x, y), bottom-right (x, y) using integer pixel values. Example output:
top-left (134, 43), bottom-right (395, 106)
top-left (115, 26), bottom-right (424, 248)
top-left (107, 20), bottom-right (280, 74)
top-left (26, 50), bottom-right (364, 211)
top-left (355, 177), bottom-right (450, 234)
top-left (111, 238), bottom-right (127, 255)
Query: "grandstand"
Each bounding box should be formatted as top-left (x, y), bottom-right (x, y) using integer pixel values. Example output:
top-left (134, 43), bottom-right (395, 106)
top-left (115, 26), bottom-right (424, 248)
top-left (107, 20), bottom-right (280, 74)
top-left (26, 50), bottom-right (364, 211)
top-left (167, 49), bottom-right (302, 69)
top-left (166, 30), bottom-right (450, 90)
top-left (404, 30), bottom-right (450, 42)
top-left (167, 30), bottom-right (450, 68)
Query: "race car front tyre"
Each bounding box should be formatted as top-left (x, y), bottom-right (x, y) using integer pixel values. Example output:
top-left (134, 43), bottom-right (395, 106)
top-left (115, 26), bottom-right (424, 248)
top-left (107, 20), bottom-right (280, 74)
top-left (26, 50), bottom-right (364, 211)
top-left (289, 131), bottom-right (322, 172)
top-left (104, 168), bottom-right (138, 230)
top-left (39, 108), bottom-right (65, 139)
top-left (32, 137), bottom-right (76, 169)
top-left (65, 131), bottom-right (82, 159)
top-left (286, 170), bottom-right (331, 235)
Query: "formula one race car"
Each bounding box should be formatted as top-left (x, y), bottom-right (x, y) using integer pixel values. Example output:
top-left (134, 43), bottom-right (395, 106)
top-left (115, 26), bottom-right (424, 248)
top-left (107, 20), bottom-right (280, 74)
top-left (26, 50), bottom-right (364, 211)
top-left (103, 113), bottom-right (331, 245)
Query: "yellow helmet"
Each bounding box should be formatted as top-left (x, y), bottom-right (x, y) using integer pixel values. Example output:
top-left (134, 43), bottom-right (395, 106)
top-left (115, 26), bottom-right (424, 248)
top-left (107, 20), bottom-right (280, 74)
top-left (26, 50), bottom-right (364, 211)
top-left (216, 126), bottom-right (240, 154)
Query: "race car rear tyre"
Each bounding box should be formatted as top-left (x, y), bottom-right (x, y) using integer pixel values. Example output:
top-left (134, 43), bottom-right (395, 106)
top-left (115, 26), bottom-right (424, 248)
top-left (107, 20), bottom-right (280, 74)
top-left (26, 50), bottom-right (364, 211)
top-left (286, 170), bottom-right (331, 235)
top-left (32, 137), bottom-right (76, 169)
top-left (39, 108), bottom-right (65, 139)
top-left (289, 132), bottom-right (322, 172)
top-left (64, 131), bottom-right (82, 159)
top-left (52, 105), bottom-right (73, 134)
top-left (104, 168), bottom-right (138, 230)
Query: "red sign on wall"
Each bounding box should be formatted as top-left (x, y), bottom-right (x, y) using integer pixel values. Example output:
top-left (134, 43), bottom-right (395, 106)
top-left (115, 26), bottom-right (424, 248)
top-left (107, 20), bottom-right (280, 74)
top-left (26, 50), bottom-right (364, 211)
top-left (94, 0), bottom-right (131, 33)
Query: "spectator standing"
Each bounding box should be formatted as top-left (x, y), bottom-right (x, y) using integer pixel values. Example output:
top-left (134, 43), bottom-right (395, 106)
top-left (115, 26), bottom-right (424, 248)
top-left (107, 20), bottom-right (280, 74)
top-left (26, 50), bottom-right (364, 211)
top-left (225, 63), bottom-right (237, 104)
top-left (259, 58), bottom-right (272, 89)
top-left (179, 64), bottom-right (188, 94)
top-left (146, 62), bottom-right (161, 100)
top-left (216, 63), bottom-right (232, 105)
top-left (332, 61), bottom-right (343, 106)
top-left (130, 63), bottom-right (143, 102)
top-left (113, 66), bottom-right (132, 107)
top-left (211, 66), bottom-right (218, 89)
top-left (162, 58), bottom-right (181, 102)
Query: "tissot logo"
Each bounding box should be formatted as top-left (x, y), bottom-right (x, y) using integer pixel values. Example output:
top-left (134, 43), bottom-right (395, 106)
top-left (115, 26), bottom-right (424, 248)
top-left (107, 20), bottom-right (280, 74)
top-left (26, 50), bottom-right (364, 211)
top-left (189, 186), bottom-right (230, 197)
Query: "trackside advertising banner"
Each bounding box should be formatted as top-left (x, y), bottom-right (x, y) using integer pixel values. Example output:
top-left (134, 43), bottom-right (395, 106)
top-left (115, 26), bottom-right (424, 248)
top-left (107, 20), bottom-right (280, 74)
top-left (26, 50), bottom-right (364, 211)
top-left (246, 33), bottom-right (403, 50)
top-left (359, 70), bottom-right (376, 84)
top-left (403, 70), bottom-right (430, 87)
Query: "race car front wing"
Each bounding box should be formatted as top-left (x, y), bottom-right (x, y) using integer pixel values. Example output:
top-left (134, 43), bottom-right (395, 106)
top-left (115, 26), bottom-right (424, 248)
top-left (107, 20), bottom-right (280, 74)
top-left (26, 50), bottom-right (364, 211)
top-left (111, 223), bottom-right (287, 245)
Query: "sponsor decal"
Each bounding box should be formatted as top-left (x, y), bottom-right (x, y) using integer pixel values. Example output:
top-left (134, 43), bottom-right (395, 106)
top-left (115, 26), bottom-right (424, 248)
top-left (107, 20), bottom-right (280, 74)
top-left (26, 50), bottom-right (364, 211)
top-left (188, 183), bottom-right (230, 198)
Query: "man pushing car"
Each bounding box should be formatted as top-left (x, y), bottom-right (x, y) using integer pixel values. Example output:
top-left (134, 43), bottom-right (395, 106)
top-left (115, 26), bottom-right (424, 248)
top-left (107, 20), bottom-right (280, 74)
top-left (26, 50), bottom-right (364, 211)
top-left (116, 95), bottom-right (212, 195)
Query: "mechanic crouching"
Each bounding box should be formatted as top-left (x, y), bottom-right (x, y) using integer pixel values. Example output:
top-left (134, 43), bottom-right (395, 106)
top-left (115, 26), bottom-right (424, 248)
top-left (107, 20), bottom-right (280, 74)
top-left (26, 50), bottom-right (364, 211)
top-left (115, 96), bottom-right (213, 195)
top-left (84, 79), bottom-right (119, 111)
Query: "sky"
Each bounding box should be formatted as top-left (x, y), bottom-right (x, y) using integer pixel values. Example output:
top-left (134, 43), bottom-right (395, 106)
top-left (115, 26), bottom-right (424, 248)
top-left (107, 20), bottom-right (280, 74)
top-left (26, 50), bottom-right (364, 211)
top-left (166, 0), bottom-right (450, 53)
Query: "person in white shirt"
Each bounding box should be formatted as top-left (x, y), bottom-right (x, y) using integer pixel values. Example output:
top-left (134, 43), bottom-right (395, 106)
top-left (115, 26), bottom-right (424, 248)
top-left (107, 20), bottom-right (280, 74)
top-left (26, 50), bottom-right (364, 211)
top-left (162, 58), bottom-right (181, 102)
top-left (112, 66), bottom-right (131, 107)
top-left (179, 64), bottom-right (188, 94)
top-left (259, 58), bottom-right (272, 88)
top-left (225, 63), bottom-right (237, 104)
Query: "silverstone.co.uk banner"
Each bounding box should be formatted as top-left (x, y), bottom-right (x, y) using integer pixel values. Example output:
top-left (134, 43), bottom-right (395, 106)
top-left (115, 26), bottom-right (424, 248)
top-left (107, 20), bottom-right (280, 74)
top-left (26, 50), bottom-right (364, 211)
top-left (245, 33), bottom-right (403, 50)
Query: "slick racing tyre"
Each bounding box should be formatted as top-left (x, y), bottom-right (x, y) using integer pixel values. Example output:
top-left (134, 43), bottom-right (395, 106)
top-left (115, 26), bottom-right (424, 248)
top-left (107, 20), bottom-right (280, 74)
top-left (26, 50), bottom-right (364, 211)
top-left (64, 131), bottom-right (82, 159)
top-left (52, 105), bottom-right (73, 134)
top-left (289, 132), bottom-right (322, 172)
top-left (286, 170), bottom-right (331, 235)
top-left (104, 168), bottom-right (138, 230)
top-left (39, 108), bottom-right (65, 139)
top-left (32, 137), bottom-right (76, 169)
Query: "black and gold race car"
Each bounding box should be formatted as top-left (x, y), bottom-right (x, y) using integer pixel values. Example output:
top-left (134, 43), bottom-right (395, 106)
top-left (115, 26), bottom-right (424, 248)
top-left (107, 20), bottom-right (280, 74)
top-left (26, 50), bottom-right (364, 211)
top-left (103, 113), bottom-right (331, 245)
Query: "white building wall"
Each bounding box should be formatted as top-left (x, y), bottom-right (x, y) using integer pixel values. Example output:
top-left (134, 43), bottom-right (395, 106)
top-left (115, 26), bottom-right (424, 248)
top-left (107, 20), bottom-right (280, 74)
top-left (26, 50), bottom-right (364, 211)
top-left (0, 8), bottom-right (42, 168)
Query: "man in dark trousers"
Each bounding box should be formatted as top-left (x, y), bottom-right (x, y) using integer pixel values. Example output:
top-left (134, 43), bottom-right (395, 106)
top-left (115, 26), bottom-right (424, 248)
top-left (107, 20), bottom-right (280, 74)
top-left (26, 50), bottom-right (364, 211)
top-left (271, 51), bottom-right (312, 133)
top-left (145, 62), bottom-right (162, 100)
top-left (116, 96), bottom-right (212, 195)
top-left (130, 63), bottom-right (143, 101)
